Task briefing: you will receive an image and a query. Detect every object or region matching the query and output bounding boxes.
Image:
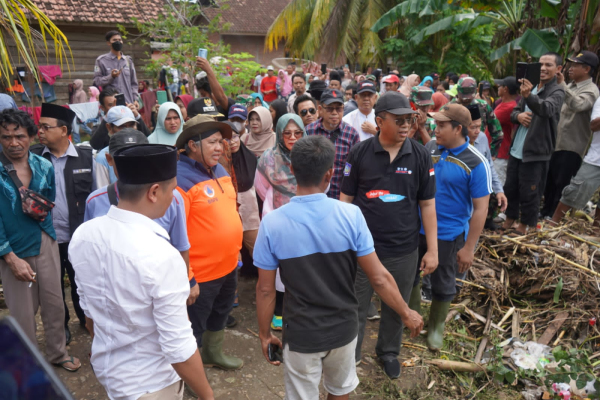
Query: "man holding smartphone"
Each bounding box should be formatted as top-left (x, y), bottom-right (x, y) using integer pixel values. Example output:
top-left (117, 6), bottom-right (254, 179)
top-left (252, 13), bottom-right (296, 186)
top-left (255, 136), bottom-right (423, 400)
top-left (502, 52), bottom-right (566, 234)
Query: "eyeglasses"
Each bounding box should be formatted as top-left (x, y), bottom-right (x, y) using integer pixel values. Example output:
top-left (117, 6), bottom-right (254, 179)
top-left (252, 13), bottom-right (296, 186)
top-left (224, 134), bottom-right (240, 143)
top-left (37, 124), bottom-right (60, 131)
top-left (283, 130), bottom-right (304, 138)
top-left (323, 106), bottom-right (343, 114)
top-left (384, 116), bottom-right (417, 126)
top-left (299, 108), bottom-right (317, 117)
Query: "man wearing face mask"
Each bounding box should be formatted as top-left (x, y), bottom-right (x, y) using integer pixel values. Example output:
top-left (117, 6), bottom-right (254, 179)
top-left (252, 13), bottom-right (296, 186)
top-left (93, 30), bottom-right (139, 105)
top-left (228, 104), bottom-right (248, 136)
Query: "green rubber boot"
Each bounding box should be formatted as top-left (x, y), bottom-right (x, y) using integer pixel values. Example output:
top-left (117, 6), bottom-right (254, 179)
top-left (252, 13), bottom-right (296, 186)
top-left (426, 300), bottom-right (451, 351)
top-left (408, 284), bottom-right (421, 315)
top-left (201, 330), bottom-right (244, 370)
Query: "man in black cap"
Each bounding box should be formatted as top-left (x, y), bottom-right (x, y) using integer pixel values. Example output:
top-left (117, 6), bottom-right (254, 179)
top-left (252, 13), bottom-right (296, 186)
top-left (343, 81), bottom-right (378, 142)
top-left (306, 88), bottom-right (360, 200)
top-left (542, 50), bottom-right (600, 219)
top-left (30, 103), bottom-right (96, 344)
top-left (186, 97), bottom-right (224, 120)
top-left (340, 91), bottom-right (437, 378)
top-left (69, 144), bottom-right (215, 400)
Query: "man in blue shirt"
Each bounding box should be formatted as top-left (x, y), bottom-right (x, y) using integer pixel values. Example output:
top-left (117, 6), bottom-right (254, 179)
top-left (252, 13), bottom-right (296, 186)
top-left (85, 129), bottom-right (198, 305)
top-left (254, 135), bottom-right (423, 400)
top-left (0, 109), bottom-right (81, 372)
top-left (414, 104), bottom-right (491, 351)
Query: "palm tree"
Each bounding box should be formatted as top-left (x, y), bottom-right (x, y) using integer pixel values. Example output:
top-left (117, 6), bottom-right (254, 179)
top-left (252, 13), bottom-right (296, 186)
top-left (265, 0), bottom-right (395, 67)
top-left (0, 0), bottom-right (71, 88)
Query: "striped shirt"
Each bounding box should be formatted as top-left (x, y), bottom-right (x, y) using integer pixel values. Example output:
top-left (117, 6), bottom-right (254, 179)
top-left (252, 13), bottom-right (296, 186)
top-left (421, 138), bottom-right (491, 241)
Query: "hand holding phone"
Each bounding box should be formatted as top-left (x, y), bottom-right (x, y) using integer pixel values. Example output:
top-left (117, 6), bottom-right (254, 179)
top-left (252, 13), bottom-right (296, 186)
top-left (261, 333), bottom-right (283, 366)
top-left (268, 344), bottom-right (283, 364)
top-left (115, 93), bottom-right (126, 106)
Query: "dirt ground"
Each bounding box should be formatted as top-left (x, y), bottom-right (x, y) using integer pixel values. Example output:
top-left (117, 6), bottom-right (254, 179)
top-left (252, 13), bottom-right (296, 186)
top-left (0, 275), bottom-right (435, 400)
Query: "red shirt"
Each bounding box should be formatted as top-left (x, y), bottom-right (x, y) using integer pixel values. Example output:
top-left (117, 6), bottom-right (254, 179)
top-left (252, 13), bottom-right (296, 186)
top-left (494, 100), bottom-right (517, 159)
top-left (260, 76), bottom-right (278, 102)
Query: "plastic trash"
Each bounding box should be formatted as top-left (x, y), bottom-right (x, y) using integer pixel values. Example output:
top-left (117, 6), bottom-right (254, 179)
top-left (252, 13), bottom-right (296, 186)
top-left (510, 341), bottom-right (551, 371)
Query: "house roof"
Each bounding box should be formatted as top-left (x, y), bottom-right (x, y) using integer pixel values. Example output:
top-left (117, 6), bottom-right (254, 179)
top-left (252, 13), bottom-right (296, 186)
top-left (33, 0), bottom-right (165, 24)
top-left (202, 0), bottom-right (292, 35)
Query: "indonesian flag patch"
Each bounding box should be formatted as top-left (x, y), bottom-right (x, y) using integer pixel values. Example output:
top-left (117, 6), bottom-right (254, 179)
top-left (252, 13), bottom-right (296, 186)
top-left (429, 168), bottom-right (435, 176)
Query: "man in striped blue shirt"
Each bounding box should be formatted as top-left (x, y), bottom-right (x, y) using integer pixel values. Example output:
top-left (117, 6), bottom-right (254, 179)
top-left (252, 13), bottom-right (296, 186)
top-left (413, 104), bottom-right (491, 351)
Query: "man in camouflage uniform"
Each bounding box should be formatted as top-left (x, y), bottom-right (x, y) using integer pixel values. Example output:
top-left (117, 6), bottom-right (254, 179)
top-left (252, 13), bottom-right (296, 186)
top-left (409, 86), bottom-right (436, 145)
top-left (450, 77), bottom-right (503, 156)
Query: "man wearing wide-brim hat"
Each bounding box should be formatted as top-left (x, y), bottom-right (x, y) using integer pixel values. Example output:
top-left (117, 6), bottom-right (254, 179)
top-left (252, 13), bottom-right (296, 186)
top-left (176, 114), bottom-right (244, 371)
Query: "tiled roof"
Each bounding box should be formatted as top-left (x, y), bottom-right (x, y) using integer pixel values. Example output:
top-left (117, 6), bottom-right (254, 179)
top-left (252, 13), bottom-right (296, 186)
top-left (33, 0), bottom-right (165, 24)
top-left (202, 0), bottom-right (292, 35)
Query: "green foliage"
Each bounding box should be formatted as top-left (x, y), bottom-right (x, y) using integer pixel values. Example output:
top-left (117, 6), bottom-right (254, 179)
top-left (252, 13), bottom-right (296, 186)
top-left (553, 277), bottom-right (563, 303)
top-left (122, 2), bottom-right (260, 97)
top-left (382, 9), bottom-right (494, 81)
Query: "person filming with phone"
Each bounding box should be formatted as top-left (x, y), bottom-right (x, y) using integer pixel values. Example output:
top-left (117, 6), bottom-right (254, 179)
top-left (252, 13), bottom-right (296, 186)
top-left (502, 52), bottom-right (566, 234)
top-left (254, 135), bottom-right (423, 400)
top-left (93, 30), bottom-right (139, 106)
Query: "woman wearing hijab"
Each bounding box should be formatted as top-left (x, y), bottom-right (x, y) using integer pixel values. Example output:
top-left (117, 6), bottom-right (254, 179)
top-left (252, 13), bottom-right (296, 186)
top-left (249, 93), bottom-right (268, 112)
top-left (147, 102), bottom-right (184, 145)
top-left (277, 69), bottom-right (292, 100)
top-left (269, 99), bottom-right (287, 129)
top-left (175, 94), bottom-right (194, 121)
top-left (255, 114), bottom-right (306, 330)
top-left (420, 76), bottom-right (433, 88)
top-left (399, 74), bottom-right (421, 97)
top-left (87, 86), bottom-right (99, 102)
top-left (240, 106), bottom-right (275, 158)
top-left (71, 79), bottom-right (87, 104)
top-left (432, 91), bottom-right (450, 112)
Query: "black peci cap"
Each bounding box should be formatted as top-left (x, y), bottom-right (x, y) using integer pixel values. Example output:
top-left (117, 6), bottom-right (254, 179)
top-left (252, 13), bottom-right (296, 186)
top-left (113, 144), bottom-right (178, 185)
top-left (374, 91), bottom-right (416, 116)
top-left (41, 103), bottom-right (76, 125)
top-left (308, 80), bottom-right (327, 101)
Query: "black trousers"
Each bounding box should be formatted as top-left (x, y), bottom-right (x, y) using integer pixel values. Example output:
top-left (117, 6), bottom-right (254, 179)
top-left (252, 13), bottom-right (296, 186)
top-left (187, 268), bottom-right (237, 347)
top-left (59, 242), bottom-right (86, 327)
top-left (541, 151), bottom-right (582, 217)
top-left (504, 156), bottom-right (548, 227)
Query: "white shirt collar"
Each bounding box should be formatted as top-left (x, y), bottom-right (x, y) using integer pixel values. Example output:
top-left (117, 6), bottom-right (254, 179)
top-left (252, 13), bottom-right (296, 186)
top-left (107, 206), bottom-right (170, 241)
top-left (42, 141), bottom-right (78, 159)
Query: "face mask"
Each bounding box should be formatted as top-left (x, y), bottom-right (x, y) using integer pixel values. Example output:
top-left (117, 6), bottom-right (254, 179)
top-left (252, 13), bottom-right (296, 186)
top-left (111, 41), bottom-right (123, 52)
top-left (232, 121), bottom-right (243, 133)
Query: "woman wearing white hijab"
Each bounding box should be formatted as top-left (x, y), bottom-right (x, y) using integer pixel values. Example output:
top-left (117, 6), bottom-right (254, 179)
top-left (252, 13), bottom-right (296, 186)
top-left (148, 102), bottom-right (184, 145)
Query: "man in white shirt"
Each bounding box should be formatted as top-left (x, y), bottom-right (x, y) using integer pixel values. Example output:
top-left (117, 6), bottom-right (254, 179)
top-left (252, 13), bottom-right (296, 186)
top-left (69, 144), bottom-right (214, 400)
top-left (342, 81), bottom-right (378, 141)
top-left (287, 73), bottom-right (307, 113)
top-left (551, 96), bottom-right (600, 227)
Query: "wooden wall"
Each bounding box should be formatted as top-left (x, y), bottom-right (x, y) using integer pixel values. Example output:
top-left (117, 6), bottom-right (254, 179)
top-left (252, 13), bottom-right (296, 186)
top-left (9, 25), bottom-right (151, 107)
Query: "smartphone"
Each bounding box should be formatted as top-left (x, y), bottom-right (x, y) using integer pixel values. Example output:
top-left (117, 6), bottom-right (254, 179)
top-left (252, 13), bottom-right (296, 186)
top-left (526, 62), bottom-right (542, 87)
top-left (198, 48), bottom-right (207, 59)
top-left (321, 63), bottom-right (327, 75)
top-left (515, 62), bottom-right (528, 82)
top-left (157, 90), bottom-right (168, 105)
top-left (0, 316), bottom-right (75, 399)
top-left (115, 93), bottom-right (126, 106)
top-left (268, 343), bottom-right (283, 363)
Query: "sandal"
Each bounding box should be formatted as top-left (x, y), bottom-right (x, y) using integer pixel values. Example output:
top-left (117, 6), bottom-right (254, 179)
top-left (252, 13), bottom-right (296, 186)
top-left (53, 356), bottom-right (81, 372)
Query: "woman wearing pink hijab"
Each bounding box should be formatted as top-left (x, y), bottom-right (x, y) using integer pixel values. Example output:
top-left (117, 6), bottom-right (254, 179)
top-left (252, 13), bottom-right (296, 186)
top-left (87, 86), bottom-right (99, 102)
top-left (277, 69), bottom-right (292, 99)
top-left (399, 74), bottom-right (421, 97)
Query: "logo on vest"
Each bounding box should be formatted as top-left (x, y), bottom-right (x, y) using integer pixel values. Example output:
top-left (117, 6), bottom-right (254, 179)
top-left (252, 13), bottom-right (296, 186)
top-left (204, 184), bottom-right (215, 198)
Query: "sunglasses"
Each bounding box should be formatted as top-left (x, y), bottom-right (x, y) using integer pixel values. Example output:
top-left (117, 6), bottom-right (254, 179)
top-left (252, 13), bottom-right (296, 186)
top-left (323, 106), bottom-right (344, 114)
top-left (283, 130), bottom-right (304, 138)
top-left (383, 116), bottom-right (417, 126)
top-left (299, 108), bottom-right (317, 117)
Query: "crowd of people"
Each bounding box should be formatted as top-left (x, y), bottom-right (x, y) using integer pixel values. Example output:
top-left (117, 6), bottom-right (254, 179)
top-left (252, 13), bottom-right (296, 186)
top-left (1, 28), bottom-right (600, 400)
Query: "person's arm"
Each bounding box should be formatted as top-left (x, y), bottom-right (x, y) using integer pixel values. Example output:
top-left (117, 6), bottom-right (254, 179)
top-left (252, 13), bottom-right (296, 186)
top-left (85, 317), bottom-right (94, 340)
top-left (254, 171), bottom-right (271, 201)
top-left (172, 351), bottom-right (214, 400)
top-left (591, 117), bottom-right (600, 132)
top-left (129, 58), bottom-right (139, 101)
top-left (357, 252), bottom-right (423, 337)
top-left (510, 97), bottom-right (524, 125)
top-left (457, 195), bottom-right (489, 273)
top-left (95, 162), bottom-right (110, 189)
top-left (419, 198), bottom-right (438, 275)
top-left (89, 120), bottom-right (109, 151)
top-left (93, 57), bottom-right (114, 87)
top-left (196, 57), bottom-right (228, 110)
top-left (559, 74), bottom-right (597, 113)
top-left (339, 193), bottom-right (354, 203)
top-left (523, 80), bottom-right (565, 118)
top-left (180, 250), bottom-right (199, 306)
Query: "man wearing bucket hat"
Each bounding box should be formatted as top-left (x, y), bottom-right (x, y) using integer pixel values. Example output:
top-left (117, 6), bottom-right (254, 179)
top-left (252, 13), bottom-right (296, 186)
top-left (409, 86), bottom-right (437, 144)
top-left (176, 115), bottom-right (244, 371)
top-left (413, 103), bottom-right (491, 351)
top-left (450, 76), bottom-right (503, 156)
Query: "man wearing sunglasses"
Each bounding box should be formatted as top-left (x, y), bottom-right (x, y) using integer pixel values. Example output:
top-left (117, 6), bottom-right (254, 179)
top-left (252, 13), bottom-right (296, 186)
top-left (293, 94), bottom-right (319, 127)
top-left (340, 91), bottom-right (437, 379)
top-left (306, 88), bottom-right (360, 200)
